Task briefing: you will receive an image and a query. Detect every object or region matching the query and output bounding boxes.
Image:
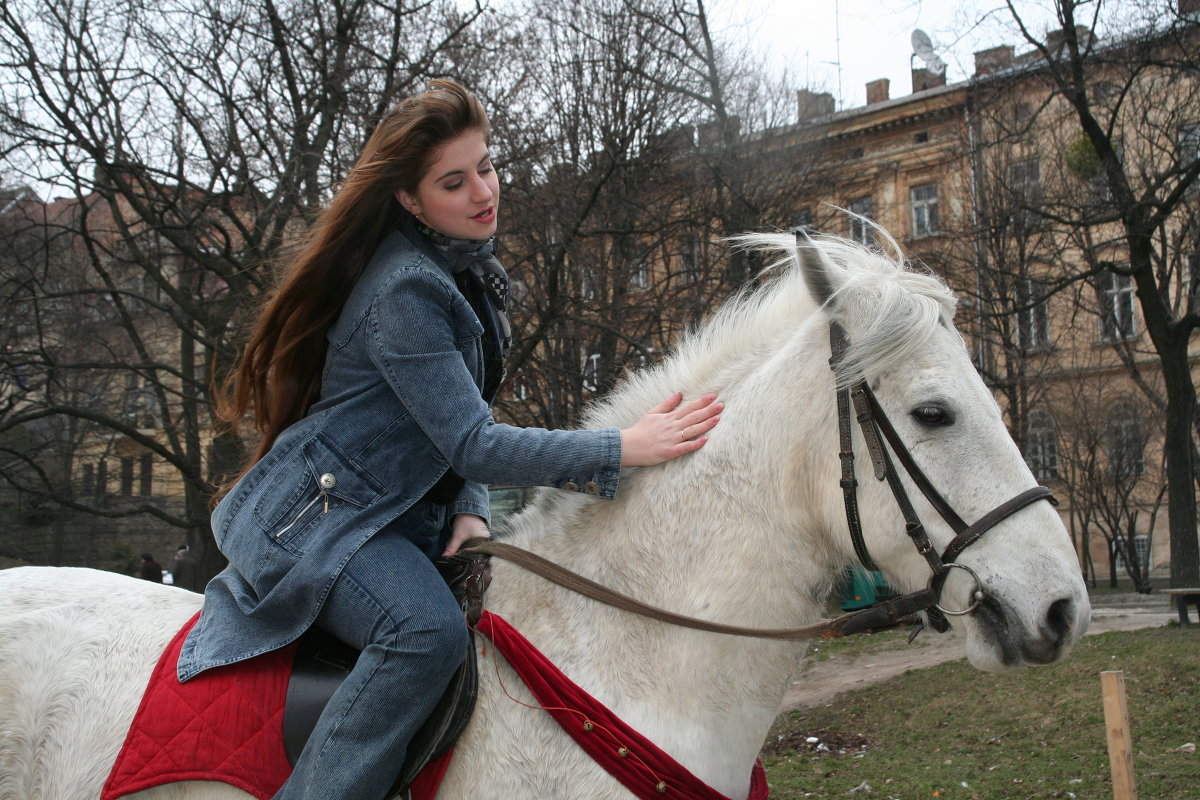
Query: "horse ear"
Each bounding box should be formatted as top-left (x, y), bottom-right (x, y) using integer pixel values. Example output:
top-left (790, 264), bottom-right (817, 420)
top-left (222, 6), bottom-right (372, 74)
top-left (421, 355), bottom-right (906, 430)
top-left (793, 230), bottom-right (842, 308)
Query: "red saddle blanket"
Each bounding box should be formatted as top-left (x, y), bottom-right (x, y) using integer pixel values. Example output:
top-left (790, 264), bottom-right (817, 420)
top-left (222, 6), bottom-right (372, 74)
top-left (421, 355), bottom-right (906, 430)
top-left (101, 612), bottom-right (449, 800)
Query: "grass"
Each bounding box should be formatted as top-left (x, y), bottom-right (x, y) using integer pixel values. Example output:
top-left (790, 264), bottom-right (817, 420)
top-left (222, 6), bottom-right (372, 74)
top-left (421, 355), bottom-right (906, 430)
top-left (762, 627), bottom-right (1199, 799)
top-left (801, 625), bottom-right (938, 665)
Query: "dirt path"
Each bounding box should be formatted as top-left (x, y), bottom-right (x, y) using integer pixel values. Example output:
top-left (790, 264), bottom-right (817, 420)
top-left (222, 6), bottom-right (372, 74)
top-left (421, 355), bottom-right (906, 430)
top-left (779, 601), bottom-right (1178, 713)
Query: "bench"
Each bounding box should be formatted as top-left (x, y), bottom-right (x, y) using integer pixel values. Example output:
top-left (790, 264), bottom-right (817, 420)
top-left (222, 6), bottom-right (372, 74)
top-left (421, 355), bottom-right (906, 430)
top-left (1162, 588), bottom-right (1200, 625)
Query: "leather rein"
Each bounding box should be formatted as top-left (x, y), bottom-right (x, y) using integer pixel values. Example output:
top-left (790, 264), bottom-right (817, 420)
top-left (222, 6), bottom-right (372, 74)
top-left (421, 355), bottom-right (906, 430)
top-left (460, 322), bottom-right (1056, 641)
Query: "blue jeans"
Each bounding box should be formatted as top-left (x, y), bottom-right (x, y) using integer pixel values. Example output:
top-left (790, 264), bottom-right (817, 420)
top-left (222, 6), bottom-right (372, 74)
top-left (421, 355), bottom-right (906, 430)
top-left (274, 503), bottom-right (469, 800)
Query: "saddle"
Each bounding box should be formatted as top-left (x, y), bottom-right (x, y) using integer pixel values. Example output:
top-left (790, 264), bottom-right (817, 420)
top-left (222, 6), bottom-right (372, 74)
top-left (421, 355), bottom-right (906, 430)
top-left (282, 549), bottom-right (491, 797)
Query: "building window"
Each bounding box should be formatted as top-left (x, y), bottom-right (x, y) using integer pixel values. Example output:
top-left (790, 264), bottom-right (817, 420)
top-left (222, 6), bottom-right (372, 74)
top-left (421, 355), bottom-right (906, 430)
top-left (509, 369), bottom-right (530, 401)
top-left (629, 259), bottom-right (650, 291)
top-left (790, 209), bottom-right (813, 233)
top-left (1088, 139), bottom-right (1123, 206)
top-left (1187, 251), bottom-right (1200, 305)
top-left (1115, 534), bottom-right (1150, 573)
top-left (1097, 268), bottom-right (1136, 341)
top-left (1106, 403), bottom-right (1145, 478)
top-left (81, 463), bottom-right (94, 496)
top-left (629, 339), bottom-right (655, 371)
top-left (1025, 410), bottom-right (1059, 481)
top-left (1091, 81), bottom-right (1116, 102)
top-left (910, 184), bottom-right (939, 238)
top-left (1007, 158), bottom-right (1043, 223)
top-left (581, 267), bottom-right (598, 301)
top-left (139, 453), bottom-right (153, 496)
top-left (122, 373), bottom-right (141, 423)
top-left (582, 351), bottom-right (602, 393)
top-left (96, 460), bottom-right (108, 498)
top-left (680, 235), bottom-right (701, 283)
top-left (1016, 277), bottom-right (1050, 351)
top-left (120, 457), bottom-right (135, 496)
top-left (1180, 123), bottom-right (1199, 192)
top-left (508, 277), bottom-right (529, 304)
top-left (121, 374), bottom-right (159, 428)
top-left (847, 197), bottom-right (873, 244)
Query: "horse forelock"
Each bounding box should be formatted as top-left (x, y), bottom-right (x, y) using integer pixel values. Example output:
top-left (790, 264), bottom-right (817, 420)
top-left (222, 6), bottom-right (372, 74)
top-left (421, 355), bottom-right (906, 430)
top-left (819, 237), bottom-right (961, 389)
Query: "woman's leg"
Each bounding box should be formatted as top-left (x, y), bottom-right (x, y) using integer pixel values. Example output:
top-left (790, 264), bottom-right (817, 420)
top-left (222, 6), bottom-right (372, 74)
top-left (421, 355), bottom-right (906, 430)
top-left (275, 523), bottom-right (469, 800)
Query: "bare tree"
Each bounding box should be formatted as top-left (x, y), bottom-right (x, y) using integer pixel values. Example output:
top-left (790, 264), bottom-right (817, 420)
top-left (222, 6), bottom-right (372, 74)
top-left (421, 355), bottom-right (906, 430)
top-left (0, 0), bottom-right (486, 577)
top-left (1052, 371), bottom-right (1167, 591)
top-left (990, 0), bottom-right (1200, 587)
top-left (485, 0), bottom-right (825, 433)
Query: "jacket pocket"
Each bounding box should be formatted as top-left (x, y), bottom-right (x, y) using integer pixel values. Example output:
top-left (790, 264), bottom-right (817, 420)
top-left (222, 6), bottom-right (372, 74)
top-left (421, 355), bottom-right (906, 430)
top-left (253, 434), bottom-right (385, 551)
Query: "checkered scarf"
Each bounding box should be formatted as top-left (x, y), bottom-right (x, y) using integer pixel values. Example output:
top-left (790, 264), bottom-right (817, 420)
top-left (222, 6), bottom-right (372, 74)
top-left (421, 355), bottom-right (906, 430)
top-left (417, 222), bottom-right (511, 347)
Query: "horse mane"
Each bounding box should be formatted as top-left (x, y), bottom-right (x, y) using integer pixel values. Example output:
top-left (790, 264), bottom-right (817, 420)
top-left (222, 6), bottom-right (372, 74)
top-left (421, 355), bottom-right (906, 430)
top-left (583, 230), bottom-right (960, 431)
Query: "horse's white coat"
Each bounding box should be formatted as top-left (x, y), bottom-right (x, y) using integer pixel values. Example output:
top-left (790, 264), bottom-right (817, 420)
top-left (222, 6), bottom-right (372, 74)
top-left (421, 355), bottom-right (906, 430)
top-left (0, 233), bottom-right (1090, 800)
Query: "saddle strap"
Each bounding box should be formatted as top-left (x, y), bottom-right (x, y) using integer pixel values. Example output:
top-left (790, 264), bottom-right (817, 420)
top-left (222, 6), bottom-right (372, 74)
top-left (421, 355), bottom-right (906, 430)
top-left (459, 538), bottom-right (936, 640)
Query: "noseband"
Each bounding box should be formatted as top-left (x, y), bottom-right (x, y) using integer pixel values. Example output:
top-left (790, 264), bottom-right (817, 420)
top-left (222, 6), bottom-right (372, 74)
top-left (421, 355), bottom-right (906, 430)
top-left (830, 323), bottom-right (1056, 629)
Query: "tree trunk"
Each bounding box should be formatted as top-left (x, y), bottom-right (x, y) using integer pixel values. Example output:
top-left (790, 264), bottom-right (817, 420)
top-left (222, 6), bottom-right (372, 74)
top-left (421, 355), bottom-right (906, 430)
top-left (1163, 347), bottom-right (1200, 588)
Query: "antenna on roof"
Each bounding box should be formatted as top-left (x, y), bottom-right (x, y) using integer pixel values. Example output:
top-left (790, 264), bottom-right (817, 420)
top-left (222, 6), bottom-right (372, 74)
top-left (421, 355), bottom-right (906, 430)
top-left (911, 29), bottom-right (946, 77)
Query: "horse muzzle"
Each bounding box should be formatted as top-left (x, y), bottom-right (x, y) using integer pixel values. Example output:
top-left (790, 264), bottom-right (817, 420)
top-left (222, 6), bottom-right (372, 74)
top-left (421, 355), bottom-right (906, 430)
top-left (967, 589), bottom-right (1091, 671)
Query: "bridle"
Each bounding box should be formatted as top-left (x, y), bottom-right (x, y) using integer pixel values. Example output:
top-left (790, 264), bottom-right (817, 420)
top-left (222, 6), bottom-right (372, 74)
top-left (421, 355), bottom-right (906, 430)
top-left (829, 321), bottom-right (1056, 630)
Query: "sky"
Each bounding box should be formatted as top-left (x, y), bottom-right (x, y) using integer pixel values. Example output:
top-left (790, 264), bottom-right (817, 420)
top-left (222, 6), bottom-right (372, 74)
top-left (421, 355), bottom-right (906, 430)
top-left (708, 0), bottom-right (1067, 110)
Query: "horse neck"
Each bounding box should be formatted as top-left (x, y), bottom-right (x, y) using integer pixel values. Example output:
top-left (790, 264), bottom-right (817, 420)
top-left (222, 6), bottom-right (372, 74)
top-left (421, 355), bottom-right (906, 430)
top-left (480, 324), bottom-right (841, 793)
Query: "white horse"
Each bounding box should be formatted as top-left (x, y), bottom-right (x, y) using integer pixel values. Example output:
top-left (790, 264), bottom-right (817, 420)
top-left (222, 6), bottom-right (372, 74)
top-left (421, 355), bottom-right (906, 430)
top-left (0, 232), bottom-right (1090, 800)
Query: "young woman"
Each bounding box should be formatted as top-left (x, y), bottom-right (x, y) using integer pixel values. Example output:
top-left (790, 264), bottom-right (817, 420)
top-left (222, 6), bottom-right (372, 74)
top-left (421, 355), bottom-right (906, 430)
top-left (176, 79), bottom-right (722, 800)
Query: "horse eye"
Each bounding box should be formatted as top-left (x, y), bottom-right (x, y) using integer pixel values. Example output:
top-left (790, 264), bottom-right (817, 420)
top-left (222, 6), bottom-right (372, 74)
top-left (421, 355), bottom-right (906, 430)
top-left (912, 405), bottom-right (953, 426)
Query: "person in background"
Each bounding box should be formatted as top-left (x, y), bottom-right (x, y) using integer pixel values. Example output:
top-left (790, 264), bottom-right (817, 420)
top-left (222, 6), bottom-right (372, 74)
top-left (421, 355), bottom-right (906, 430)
top-left (137, 553), bottom-right (163, 583)
top-left (176, 78), bottom-right (722, 800)
top-left (168, 545), bottom-right (199, 591)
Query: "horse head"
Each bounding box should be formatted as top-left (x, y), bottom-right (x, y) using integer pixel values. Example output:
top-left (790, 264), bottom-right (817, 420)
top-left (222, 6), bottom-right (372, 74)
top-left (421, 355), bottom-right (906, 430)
top-left (778, 231), bottom-right (1091, 672)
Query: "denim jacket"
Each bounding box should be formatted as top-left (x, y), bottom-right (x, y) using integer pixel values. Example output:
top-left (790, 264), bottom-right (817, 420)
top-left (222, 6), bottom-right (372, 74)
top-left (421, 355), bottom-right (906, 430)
top-left (178, 223), bottom-right (622, 680)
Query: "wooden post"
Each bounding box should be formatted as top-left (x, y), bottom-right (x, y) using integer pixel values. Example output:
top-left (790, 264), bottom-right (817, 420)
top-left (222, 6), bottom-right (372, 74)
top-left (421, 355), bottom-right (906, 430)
top-left (1101, 670), bottom-right (1138, 800)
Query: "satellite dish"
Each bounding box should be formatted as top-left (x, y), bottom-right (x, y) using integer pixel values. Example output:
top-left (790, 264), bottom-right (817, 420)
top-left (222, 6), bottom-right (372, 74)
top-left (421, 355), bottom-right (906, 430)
top-left (911, 28), bottom-right (946, 76)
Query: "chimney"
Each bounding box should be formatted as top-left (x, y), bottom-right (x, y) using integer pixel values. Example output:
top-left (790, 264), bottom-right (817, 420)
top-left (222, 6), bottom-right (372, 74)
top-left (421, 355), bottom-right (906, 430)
top-left (797, 89), bottom-right (835, 122)
top-left (911, 68), bottom-right (946, 93)
top-left (865, 78), bottom-right (890, 105)
top-left (974, 45), bottom-right (1014, 77)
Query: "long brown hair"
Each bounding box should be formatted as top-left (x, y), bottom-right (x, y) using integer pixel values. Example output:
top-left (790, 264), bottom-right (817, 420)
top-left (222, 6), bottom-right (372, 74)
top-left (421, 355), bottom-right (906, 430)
top-left (216, 79), bottom-right (490, 481)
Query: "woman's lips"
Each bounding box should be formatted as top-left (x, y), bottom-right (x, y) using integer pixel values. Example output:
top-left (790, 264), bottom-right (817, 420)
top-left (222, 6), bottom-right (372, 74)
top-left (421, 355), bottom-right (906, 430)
top-left (472, 206), bottom-right (496, 223)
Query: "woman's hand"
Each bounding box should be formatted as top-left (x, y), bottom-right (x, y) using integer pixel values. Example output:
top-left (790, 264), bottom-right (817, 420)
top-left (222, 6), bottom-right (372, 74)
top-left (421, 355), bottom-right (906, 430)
top-left (620, 392), bottom-right (722, 467)
top-left (445, 513), bottom-right (489, 557)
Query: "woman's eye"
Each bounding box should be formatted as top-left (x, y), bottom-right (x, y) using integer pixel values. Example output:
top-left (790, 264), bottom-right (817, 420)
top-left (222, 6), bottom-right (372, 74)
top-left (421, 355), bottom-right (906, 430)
top-left (443, 181), bottom-right (463, 191)
top-left (912, 405), bottom-right (953, 426)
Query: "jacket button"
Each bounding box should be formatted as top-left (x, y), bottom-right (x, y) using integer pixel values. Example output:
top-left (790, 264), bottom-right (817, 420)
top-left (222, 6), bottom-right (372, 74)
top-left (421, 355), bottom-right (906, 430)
top-left (319, 473), bottom-right (337, 490)
top-left (563, 481), bottom-right (579, 492)
top-left (584, 481), bottom-right (599, 495)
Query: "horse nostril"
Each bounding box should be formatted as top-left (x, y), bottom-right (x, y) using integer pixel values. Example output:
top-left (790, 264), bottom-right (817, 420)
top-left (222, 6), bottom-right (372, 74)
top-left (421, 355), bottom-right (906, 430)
top-left (1043, 597), bottom-right (1074, 649)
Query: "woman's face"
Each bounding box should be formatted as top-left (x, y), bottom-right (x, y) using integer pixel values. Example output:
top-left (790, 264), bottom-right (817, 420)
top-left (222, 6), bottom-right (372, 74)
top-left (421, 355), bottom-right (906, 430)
top-left (396, 129), bottom-right (499, 240)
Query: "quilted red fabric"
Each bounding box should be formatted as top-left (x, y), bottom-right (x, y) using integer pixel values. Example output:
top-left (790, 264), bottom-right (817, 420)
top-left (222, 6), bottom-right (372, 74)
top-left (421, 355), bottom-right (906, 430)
top-left (102, 613), bottom-right (451, 800)
top-left (101, 612), bottom-right (296, 800)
